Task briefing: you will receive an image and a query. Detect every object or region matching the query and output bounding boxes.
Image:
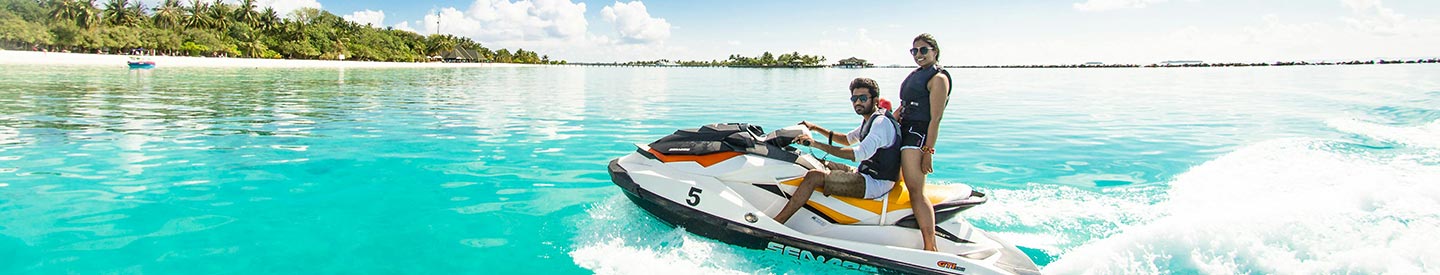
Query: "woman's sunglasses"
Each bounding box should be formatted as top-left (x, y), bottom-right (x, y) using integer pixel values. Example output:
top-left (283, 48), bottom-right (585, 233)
top-left (909, 47), bottom-right (934, 56)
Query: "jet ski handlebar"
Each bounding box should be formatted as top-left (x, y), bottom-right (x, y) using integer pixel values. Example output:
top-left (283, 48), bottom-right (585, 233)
top-left (763, 125), bottom-right (812, 148)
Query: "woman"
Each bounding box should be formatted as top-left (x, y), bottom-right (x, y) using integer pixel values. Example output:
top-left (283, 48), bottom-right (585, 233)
top-left (895, 33), bottom-right (950, 252)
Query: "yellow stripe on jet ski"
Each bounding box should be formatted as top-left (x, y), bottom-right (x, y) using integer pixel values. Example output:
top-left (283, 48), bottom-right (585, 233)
top-left (804, 201), bottom-right (860, 224)
top-left (781, 178), bottom-right (967, 216)
top-left (778, 177), bottom-right (860, 224)
top-left (832, 182), bottom-right (967, 215)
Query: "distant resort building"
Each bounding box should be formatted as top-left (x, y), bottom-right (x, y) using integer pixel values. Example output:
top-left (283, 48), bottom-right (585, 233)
top-left (441, 48), bottom-right (486, 63)
top-left (1160, 60), bottom-right (1203, 65)
top-left (835, 57), bottom-right (874, 68)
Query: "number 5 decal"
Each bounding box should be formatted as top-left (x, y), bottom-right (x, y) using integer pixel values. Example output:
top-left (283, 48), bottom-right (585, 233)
top-left (686, 187), bottom-right (702, 206)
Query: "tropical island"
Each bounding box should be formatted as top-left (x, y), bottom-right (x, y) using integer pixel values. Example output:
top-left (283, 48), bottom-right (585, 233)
top-left (577, 51), bottom-right (827, 67)
top-left (582, 54), bottom-right (1438, 69)
top-left (0, 0), bottom-right (562, 64)
top-left (2, 1), bottom-right (1433, 69)
top-left (936, 59), bottom-right (1440, 69)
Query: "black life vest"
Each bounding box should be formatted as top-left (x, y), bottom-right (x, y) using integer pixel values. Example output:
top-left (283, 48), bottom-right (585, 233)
top-left (898, 65), bottom-right (952, 122)
top-left (856, 110), bottom-right (902, 182)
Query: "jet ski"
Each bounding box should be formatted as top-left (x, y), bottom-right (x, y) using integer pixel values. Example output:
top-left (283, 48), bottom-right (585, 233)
top-left (608, 123), bottom-right (1041, 275)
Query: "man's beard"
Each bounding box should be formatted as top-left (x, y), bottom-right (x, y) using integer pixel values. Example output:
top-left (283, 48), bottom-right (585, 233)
top-left (854, 103), bottom-right (875, 116)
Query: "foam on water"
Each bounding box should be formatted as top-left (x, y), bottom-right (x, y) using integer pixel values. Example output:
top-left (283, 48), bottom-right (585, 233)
top-left (1328, 118), bottom-right (1440, 149)
top-left (569, 197), bottom-right (751, 275)
top-left (569, 197), bottom-right (854, 275)
top-left (964, 183), bottom-right (1167, 260)
top-left (1044, 120), bottom-right (1440, 274)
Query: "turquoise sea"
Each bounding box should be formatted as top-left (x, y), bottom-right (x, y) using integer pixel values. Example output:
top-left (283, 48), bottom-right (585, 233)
top-left (2, 65), bottom-right (1438, 274)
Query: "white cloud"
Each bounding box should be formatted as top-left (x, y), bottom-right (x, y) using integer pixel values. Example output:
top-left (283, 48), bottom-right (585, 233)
top-left (256, 0), bottom-right (322, 17)
top-left (600, 1), bottom-right (671, 44)
top-left (393, 0), bottom-right (686, 62)
top-left (1073, 0), bottom-right (1167, 12)
top-left (388, 0), bottom-right (685, 61)
top-left (1340, 0), bottom-right (1439, 36)
top-left (392, 21), bottom-right (418, 33)
top-left (415, 0), bottom-right (588, 42)
top-left (948, 7), bottom-right (1440, 66)
top-left (804, 27), bottom-right (888, 64)
top-left (343, 9), bottom-right (385, 27)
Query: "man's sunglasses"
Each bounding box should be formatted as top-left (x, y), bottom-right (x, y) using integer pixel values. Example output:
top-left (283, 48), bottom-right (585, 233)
top-left (850, 94), bottom-right (871, 102)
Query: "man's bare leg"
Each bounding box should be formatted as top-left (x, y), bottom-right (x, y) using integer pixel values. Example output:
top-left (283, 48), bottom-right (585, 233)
top-left (773, 170), bottom-right (826, 224)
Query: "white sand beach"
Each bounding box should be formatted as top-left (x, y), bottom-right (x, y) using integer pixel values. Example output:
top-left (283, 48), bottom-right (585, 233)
top-left (0, 50), bottom-right (536, 68)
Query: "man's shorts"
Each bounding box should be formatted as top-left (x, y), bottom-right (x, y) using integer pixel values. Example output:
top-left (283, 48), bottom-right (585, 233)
top-left (821, 162), bottom-right (895, 199)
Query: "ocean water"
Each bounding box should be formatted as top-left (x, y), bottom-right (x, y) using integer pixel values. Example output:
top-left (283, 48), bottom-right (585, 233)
top-left (1, 64), bottom-right (1437, 274)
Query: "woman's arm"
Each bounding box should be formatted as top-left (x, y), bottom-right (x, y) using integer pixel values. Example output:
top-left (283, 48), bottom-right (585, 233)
top-left (923, 73), bottom-right (951, 174)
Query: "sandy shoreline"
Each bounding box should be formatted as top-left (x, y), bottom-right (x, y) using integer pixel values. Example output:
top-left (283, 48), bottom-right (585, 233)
top-left (0, 50), bottom-right (536, 68)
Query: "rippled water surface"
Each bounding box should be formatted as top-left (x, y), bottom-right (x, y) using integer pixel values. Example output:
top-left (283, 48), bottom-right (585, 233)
top-left (2, 65), bottom-right (1438, 274)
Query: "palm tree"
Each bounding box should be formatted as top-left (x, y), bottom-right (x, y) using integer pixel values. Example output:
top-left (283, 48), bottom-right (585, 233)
top-left (102, 0), bottom-right (140, 26)
top-left (50, 0), bottom-right (99, 28)
top-left (235, 32), bottom-right (266, 57)
top-left (125, 0), bottom-right (145, 20)
top-left (424, 34), bottom-right (455, 58)
top-left (182, 0), bottom-right (217, 29)
top-left (49, 0), bottom-right (84, 23)
top-left (79, 0), bottom-right (100, 28)
top-left (257, 7), bottom-right (279, 32)
top-left (102, 0), bottom-right (123, 25)
top-left (206, 0), bottom-right (231, 30)
top-left (235, 0), bottom-right (260, 28)
top-left (152, 0), bottom-right (182, 29)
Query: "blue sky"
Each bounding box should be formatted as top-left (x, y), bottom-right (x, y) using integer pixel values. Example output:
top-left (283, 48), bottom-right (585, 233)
top-left (193, 0), bottom-right (1440, 64)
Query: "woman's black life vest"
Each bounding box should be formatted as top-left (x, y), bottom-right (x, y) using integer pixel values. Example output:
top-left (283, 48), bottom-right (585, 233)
top-left (898, 65), bottom-right (952, 123)
top-left (856, 110), bottom-right (902, 182)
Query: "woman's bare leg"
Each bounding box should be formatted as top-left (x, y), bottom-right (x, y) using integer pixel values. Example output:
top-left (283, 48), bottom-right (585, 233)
top-left (901, 149), bottom-right (937, 251)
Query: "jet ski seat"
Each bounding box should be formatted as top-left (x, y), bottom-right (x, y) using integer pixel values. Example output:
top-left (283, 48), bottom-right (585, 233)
top-left (779, 177), bottom-right (987, 226)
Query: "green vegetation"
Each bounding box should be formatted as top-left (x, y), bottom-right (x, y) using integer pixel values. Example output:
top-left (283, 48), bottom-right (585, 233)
top-left (608, 51), bottom-right (827, 67)
top-left (0, 0), bottom-right (562, 64)
top-left (725, 51), bottom-right (826, 67)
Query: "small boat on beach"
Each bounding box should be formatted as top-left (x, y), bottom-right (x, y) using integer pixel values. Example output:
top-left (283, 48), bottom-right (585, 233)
top-left (127, 56), bottom-right (155, 69)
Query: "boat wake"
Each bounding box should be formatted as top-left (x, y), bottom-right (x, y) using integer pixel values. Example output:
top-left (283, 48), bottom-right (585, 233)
top-left (572, 117), bottom-right (1440, 274)
top-left (1044, 119), bottom-right (1440, 274)
top-left (569, 197), bottom-right (854, 275)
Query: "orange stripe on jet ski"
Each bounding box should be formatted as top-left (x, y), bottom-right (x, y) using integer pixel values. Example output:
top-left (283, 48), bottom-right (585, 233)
top-left (646, 149), bottom-right (743, 167)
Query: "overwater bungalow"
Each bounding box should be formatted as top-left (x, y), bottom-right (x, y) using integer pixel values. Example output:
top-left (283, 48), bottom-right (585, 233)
top-left (834, 57), bottom-right (874, 68)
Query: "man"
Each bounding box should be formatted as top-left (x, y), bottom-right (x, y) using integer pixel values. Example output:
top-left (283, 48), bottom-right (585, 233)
top-left (773, 77), bottom-right (903, 224)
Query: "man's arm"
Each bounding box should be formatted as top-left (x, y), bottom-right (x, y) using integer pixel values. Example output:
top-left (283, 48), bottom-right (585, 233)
top-left (810, 141), bottom-right (856, 161)
top-left (800, 121), bottom-right (854, 146)
top-left (805, 117), bottom-right (894, 162)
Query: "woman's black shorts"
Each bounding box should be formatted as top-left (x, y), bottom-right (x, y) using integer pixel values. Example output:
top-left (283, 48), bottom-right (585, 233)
top-left (899, 120), bottom-right (928, 150)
